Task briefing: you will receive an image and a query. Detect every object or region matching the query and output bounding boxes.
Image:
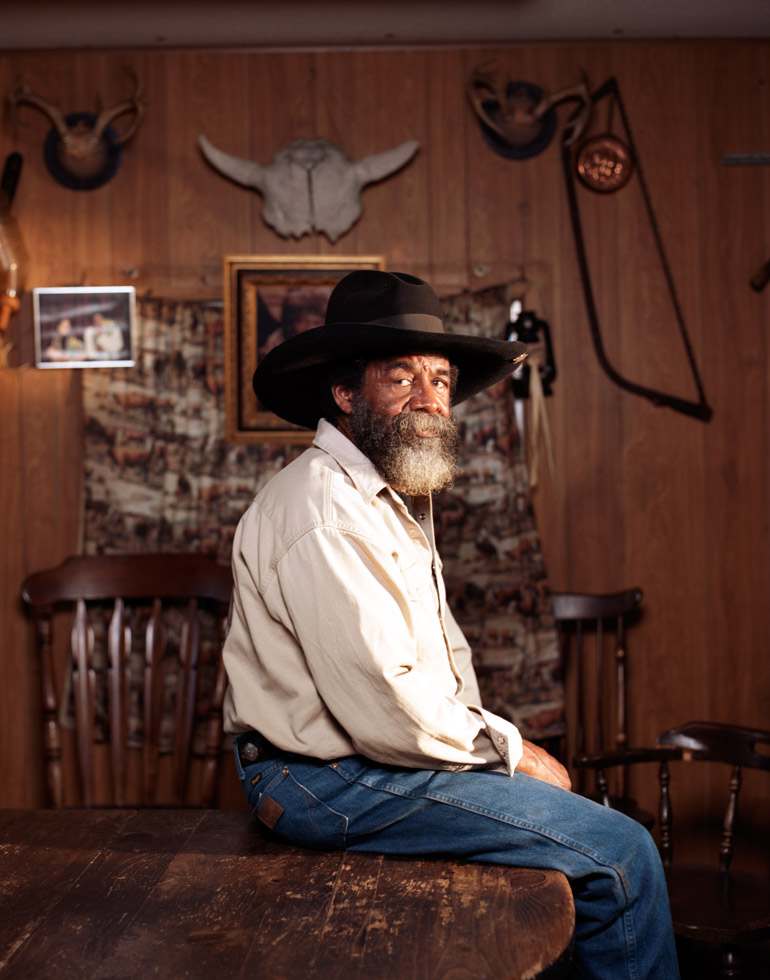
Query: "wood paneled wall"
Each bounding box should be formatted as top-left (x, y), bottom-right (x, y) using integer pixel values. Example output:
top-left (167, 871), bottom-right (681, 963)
top-left (0, 41), bottom-right (768, 860)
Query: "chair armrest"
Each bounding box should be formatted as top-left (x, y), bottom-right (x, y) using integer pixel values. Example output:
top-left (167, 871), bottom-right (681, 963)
top-left (573, 745), bottom-right (683, 811)
top-left (574, 745), bottom-right (683, 770)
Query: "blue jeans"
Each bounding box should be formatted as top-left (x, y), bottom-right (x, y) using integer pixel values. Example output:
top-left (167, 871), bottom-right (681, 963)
top-left (234, 735), bottom-right (679, 980)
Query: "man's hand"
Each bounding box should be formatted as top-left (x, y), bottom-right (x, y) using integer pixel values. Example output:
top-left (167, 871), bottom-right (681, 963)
top-left (516, 739), bottom-right (572, 790)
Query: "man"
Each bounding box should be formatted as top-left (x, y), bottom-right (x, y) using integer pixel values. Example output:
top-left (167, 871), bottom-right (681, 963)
top-left (223, 270), bottom-right (679, 980)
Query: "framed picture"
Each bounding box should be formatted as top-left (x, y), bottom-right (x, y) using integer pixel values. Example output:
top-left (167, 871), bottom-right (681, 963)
top-left (34, 286), bottom-right (136, 369)
top-left (224, 254), bottom-right (385, 444)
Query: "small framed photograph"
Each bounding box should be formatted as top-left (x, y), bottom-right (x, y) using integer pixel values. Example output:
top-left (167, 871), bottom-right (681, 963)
top-left (34, 286), bottom-right (136, 369)
top-left (224, 254), bottom-right (385, 444)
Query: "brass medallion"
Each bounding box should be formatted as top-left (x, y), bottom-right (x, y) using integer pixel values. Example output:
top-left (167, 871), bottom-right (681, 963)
top-left (576, 135), bottom-right (633, 193)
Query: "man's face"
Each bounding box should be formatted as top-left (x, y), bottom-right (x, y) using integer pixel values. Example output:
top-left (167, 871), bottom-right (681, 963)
top-left (358, 353), bottom-right (454, 420)
top-left (333, 353), bottom-right (460, 495)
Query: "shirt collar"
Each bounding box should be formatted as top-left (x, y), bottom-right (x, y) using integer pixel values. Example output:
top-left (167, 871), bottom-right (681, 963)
top-left (313, 418), bottom-right (389, 505)
top-left (313, 419), bottom-right (436, 543)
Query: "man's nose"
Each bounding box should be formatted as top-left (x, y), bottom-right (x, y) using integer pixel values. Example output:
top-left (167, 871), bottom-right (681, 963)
top-left (409, 377), bottom-right (443, 413)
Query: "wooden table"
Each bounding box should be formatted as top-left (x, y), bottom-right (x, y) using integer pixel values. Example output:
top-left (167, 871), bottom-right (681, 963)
top-left (0, 808), bottom-right (574, 979)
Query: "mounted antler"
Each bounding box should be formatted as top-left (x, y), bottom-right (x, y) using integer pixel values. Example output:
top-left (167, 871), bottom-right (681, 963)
top-left (9, 72), bottom-right (145, 190)
top-left (467, 65), bottom-right (591, 157)
top-left (90, 74), bottom-right (146, 145)
top-left (532, 79), bottom-right (591, 146)
top-left (8, 83), bottom-right (69, 139)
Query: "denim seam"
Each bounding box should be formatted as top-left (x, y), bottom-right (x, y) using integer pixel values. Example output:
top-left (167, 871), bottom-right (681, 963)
top-left (622, 900), bottom-right (641, 980)
top-left (284, 770), bottom-right (350, 837)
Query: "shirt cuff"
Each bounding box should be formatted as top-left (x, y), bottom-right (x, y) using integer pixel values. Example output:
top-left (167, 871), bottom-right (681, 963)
top-left (475, 707), bottom-right (524, 776)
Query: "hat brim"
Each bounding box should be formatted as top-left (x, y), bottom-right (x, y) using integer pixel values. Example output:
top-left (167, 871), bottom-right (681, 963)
top-left (253, 321), bottom-right (527, 429)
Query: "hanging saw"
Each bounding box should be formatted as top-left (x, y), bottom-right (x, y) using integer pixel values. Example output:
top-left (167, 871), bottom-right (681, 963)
top-left (562, 76), bottom-right (712, 422)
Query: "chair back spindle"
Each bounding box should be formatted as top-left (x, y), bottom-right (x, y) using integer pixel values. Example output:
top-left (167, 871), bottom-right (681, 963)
top-left (143, 597), bottom-right (166, 803)
top-left (71, 599), bottom-right (97, 806)
top-left (173, 600), bottom-right (201, 804)
top-left (107, 597), bottom-right (130, 806)
top-left (657, 759), bottom-right (673, 865)
top-left (720, 765), bottom-right (741, 872)
top-left (614, 612), bottom-right (628, 753)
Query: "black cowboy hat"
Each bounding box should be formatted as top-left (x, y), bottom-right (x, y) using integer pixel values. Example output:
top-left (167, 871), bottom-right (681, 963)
top-left (253, 270), bottom-right (527, 429)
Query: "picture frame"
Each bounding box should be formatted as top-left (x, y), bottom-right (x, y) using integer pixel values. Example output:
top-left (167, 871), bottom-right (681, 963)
top-left (224, 254), bottom-right (385, 444)
top-left (34, 286), bottom-right (136, 369)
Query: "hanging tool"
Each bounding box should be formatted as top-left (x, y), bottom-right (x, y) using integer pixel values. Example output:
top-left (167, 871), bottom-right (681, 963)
top-left (562, 77), bottom-right (712, 422)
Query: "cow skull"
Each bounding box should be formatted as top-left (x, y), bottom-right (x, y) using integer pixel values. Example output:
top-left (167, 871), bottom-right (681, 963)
top-left (9, 73), bottom-right (145, 190)
top-left (199, 135), bottom-right (420, 242)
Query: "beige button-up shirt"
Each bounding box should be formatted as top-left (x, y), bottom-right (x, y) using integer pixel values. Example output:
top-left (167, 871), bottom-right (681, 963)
top-left (223, 419), bottom-right (522, 775)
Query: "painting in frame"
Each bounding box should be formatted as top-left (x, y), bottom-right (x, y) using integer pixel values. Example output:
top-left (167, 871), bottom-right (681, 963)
top-left (34, 286), bottom-right (136, 368)
top-left (224, 254), bottom-right (385, 444)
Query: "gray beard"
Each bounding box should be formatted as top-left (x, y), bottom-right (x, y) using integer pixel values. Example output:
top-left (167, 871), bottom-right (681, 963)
top-left (348, 396), bottom-right (459, 495)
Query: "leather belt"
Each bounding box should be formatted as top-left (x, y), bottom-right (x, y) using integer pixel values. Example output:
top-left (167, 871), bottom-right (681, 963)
top-left (237, 732), bottom-right (284, 765)
top-left (237, 731), bottom-right (332, 767)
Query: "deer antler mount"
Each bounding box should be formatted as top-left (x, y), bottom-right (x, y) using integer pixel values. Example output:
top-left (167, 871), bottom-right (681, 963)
top-left (9, 73), bottom-right (146, 190)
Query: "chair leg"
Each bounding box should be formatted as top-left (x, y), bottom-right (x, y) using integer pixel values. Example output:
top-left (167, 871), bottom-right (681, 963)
top-left (720, 943), bottom-right (741, 978)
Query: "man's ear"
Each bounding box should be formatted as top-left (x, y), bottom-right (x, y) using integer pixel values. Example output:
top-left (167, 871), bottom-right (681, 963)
top-left (331, 384), bottom-right (354, 416)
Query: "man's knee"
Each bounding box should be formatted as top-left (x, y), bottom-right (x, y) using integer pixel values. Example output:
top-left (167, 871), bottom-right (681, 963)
top-left (584, 801), bottom-right (662, 872)
top-left (611, 813), bottom-right (666, 896)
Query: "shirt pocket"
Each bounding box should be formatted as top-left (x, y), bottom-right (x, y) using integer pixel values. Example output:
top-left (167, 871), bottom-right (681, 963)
top-left (400, 558), bottom-right (432, 603)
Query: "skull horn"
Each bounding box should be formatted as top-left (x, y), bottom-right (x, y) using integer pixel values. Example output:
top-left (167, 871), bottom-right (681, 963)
top-left (198, 135), bottom-right (266, 190)
top-left (354, 139), bottom-right (420, 186)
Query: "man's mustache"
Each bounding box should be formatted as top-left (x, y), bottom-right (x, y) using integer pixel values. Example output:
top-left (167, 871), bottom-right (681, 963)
top-left (393, 413), bottom-right (456, 439)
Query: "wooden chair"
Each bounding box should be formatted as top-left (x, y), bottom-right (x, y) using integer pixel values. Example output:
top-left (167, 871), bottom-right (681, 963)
top-left (550, 588), bottom-right (651, 823)
top-left (22, 553), bottom-right (233, 808)
top-left (575, 721), bottom-right (770, 978)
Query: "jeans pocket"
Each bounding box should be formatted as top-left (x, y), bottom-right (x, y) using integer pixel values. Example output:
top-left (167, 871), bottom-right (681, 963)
top-left (253, 765), bottom-right (349, 849)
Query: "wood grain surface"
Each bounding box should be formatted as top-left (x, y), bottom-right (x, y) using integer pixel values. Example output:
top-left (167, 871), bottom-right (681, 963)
top-left (0, 809), bottom-right (574, 980)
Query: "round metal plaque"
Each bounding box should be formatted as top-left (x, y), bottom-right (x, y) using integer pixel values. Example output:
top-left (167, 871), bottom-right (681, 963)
top-left (576, 135), bottom-right (633, 193)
